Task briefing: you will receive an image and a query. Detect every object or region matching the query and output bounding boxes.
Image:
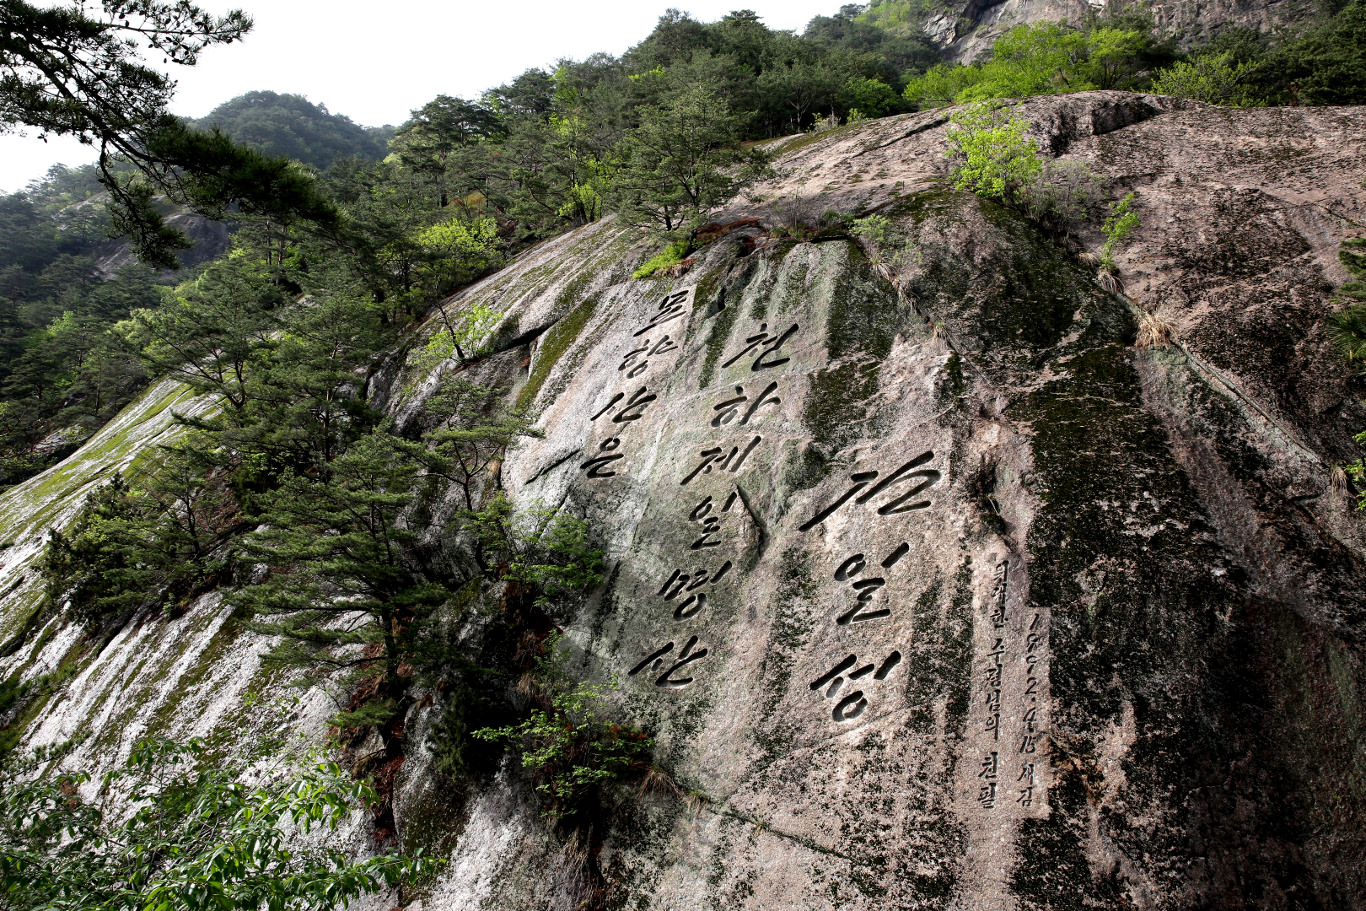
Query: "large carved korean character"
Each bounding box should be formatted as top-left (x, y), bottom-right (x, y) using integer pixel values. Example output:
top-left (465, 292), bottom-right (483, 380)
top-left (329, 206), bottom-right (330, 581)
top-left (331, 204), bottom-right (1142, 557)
top-left (688, 492), bottom-right (739, 550)
top-left (619, 335), bottom-right (678, 378)
top-left (810, 650), bottom-right (902, 722)
top-left (711, 381), bottom-right (781, 427)
top-left (629, 635), bottom-right (709, 688)
top-left (591, 385), bottom-right (658, 424)
top-left (989, 561), bottom-right (1009, 628)
top-left (831, 542), bottom-right (909, 625)
top-left (721, 322), bottom-right (799, 371)
top-left (799, 451), bottom-right (942, 531)
top-left (581, 437), bottom-right (625, 479)
top-left (681, 436), bottom-right (761, 485)
top-left (634, 289), bottom-right (691, 337)
top-left (657, 560), bottom-right (733, 619)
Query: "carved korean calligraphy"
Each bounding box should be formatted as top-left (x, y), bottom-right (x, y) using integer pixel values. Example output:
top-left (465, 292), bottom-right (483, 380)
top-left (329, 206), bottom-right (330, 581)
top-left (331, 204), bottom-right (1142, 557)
top-left (721, 322), bottom-right (799, 371)
top-left (580, 438), bottom-right (624, 479)
top-left (681, 436), bottom-right (762, 485)
top-left (1018, 609), bottom-right (1043, 806)
top-left (658, 561), bottom-right (733, 620)
top-left (711, 381), bottom-right (780, 427)
top-left (973, 558), bottom-right (1048, 814)
top-left (619, 335), bottom-right (678, 378)
top-left (630, 636), bottom-right (709, 688)
top-left (799, 451), bottom-right (942, 532)
top-left (832, 542), bottom-right (909, 625)
top-left (591, 386), bottom-right (658, 424)
top-left (978, 751), bottom-right (1000, 809)
top-left (634, 289), bottom-right (691, 337)
top-left (688, 492), bottom-right (739, 549)
top-left (810, 651), bottom-right (902, 722)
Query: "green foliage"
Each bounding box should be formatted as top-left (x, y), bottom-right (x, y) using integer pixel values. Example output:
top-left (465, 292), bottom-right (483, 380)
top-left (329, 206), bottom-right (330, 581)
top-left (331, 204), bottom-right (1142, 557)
top-left (609, 79), bottom-right (769, 233)
top-left (945, 103), bottom-right (1042, 201)
top-left (851, 213), bottom-right (891, 246)
top-left (632, 240), bottom-right (691, 279)
top-left (42, 443), bottom-right (234, 622)
top-left (421, 377), bottom-right (537, 511)
top-left (410, 302), bottom-right (501, 377)
top-left (805, 7), bottom-right (940, 80)
top-left (413, 214), bottom-right (504, 295)
top-left (839, 76), bottom-right (900, 117)
top-left (1020, 158), bottom-right (1107, 235)
top-left (1100, 192), bottom-right (1140, 270)
top-left (233, 429), bottom-right (445, 704)
top-left (0, 737), bottom-right (438, 911)
top-left (1255, 1), bottom-right (1366, 105)
top-left (0, 190), bottom-right (163, 487)
top-left (0, 1), bottom-right (341, 268)
top-left (943, 102), bottom-right (1111, 238)
top-left (903, 20), bottom-right (1170, 108)
top-left (467, 493), bottom-right (605, 610)
top-left (1152, 52), bottom-right (1262, 105)
top-left (472, 635), bottom-right (650, 821)
top-left (121, 253), bottom-right (287, 411)
top-left (196, 91), bottom-right (390, 170)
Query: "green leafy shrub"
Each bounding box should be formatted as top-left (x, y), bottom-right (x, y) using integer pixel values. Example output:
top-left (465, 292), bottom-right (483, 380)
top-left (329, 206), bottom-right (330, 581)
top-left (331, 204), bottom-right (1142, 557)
top-left (904, 21), bottom-right (1164, 109)
top-left (0, 737), bottom-right (439, 911)
top-left (944, 103), bottom-right (1114, 239)
top-left (473, 635), bottom-right (651, 821)
top-left (468, 492), bottom-right (605, 611)
top-left (945, 103), bottom-right (1042, 202)
top-left (408, 301), bottom-right (501, 377)
top-left (839, 77), bottom-right (900, 118)
top-left (42, 443), bottom-right (235, 622)
top-left (1100, 192), bottom-right (1140, 270)
top-left (632, 240), bottom-right (691, 279)
top-left (1152, 52), bottom-right (1262, 105)
top-left (413, 214), bottom-right (504, 295)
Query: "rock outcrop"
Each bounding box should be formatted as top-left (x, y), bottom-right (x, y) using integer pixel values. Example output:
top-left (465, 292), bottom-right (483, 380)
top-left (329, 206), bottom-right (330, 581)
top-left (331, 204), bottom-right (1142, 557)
top-left (2, 92), bottom-right (1365, 910)
top-left (879, 0), bottom-right (1328, 62)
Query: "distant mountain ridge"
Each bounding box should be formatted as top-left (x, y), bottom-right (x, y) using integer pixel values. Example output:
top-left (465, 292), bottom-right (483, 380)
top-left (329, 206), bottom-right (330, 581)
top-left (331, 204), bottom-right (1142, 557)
top-left (193, 90), bottom-right (393, 171)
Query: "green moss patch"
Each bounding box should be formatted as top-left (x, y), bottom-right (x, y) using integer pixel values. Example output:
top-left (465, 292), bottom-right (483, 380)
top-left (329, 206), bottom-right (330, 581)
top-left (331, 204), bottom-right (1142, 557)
top-left (516, 295), bottom-right (598, 413)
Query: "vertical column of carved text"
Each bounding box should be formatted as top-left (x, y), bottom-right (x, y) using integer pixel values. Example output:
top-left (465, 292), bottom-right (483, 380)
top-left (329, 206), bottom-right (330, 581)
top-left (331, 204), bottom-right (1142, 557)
top-left (629, 310), bottom-right (799, 689)
top-left (799, 451), bottom-right (945, 723)
top-left (977, 561), bottom-right (1009, 810)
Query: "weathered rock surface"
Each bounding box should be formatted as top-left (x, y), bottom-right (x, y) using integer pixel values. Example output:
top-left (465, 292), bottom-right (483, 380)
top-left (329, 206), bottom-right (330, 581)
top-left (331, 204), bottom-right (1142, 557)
top-left (891, 0), bottom-right (1327, 62)
top-left (2, 93), bottom-right (1365, 910)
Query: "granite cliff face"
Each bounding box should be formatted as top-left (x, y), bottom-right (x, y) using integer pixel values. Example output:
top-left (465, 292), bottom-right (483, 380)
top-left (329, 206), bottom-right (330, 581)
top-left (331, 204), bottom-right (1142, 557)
top-left (2, 92), bottom-right (1365, 910)
top-left (880, 0), bottom-right (1329, 61)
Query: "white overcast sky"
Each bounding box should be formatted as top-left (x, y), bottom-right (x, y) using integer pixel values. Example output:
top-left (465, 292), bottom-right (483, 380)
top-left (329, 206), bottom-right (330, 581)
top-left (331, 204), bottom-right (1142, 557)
top-left (0, 0), bottom-right (843, 193)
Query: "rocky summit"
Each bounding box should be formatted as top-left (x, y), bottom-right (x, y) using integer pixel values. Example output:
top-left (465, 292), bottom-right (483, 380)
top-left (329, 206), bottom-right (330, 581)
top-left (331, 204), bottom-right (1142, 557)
top-left (3, 92), bottom-right (1366, 909)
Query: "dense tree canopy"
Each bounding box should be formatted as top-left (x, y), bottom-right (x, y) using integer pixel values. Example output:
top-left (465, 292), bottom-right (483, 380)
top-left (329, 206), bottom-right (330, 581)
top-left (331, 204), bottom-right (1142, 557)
top-left (196, 91), bottom-right (391, 170)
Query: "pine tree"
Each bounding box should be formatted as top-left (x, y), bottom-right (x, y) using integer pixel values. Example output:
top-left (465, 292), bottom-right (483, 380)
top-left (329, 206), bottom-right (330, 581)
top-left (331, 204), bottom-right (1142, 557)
top-left (232, 431), bottom-right (446, 723)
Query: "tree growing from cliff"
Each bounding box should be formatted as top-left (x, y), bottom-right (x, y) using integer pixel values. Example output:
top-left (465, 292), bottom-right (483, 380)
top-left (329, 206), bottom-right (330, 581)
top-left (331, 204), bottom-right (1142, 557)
top-left (232, 429), bottom-right (446, 723)
top-left (944, 103), bottom-right (1042, 203)
top-left (42, 442), bottom-right (235, 622)
top-left (608, 80), bottom-right (768, 233)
